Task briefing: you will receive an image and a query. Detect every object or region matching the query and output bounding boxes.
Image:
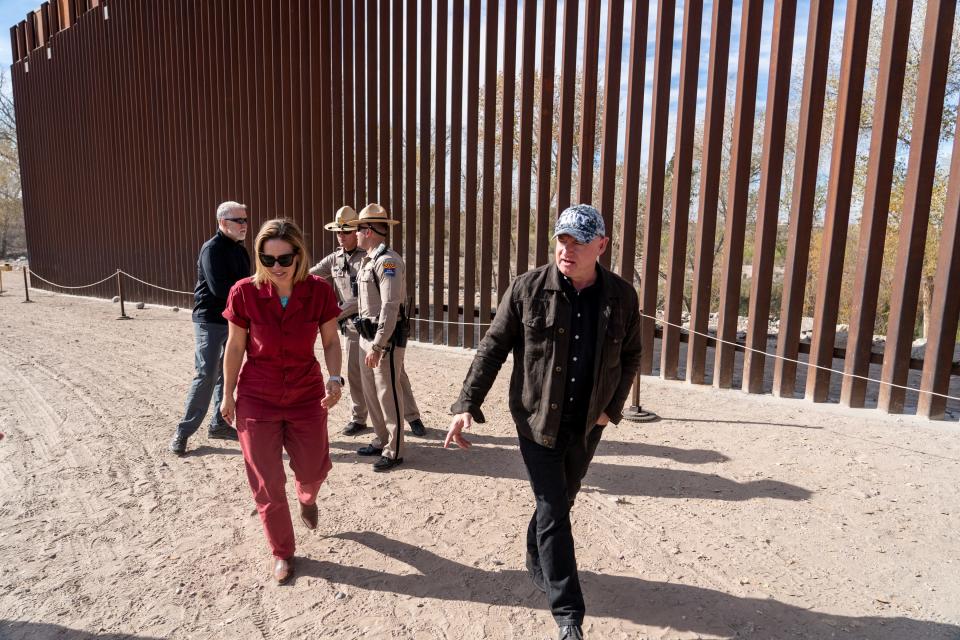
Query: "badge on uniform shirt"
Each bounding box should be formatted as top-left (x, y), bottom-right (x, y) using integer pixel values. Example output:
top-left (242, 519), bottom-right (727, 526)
top-left (383, 261), bottom-right (397, 277)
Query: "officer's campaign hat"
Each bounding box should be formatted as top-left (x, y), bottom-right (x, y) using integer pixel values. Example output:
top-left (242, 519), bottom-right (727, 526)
top-left (324, 206), bottom-right (358, 231)
top-left (344, 203), bottom-right (400, 228)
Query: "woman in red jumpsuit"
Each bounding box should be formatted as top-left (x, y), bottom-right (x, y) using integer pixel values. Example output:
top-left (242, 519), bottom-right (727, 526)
top-left (220, 218), bottom-right (343, 584)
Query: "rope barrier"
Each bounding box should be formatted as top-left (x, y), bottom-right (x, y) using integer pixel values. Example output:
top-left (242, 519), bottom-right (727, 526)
top-left (413, 317), bottom-right (492, 327)
top-left (27, 269), bottom-right (117, 290)
top-left (639, 311), bottom-right (960, 403)
top-left (19, 265), bottom-right (958, 405)
top-left (118, 271), bottom-right (193, 296)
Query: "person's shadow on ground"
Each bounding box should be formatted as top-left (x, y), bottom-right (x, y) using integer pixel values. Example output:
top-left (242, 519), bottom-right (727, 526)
top-left (0, 622), bottom-right (164, 640)
top-left (298, 531), bottom-right (960, 640)
top-left (441, 432), bottom-right (734, 464)
top-left (329, 439), bottom-right (811, 502)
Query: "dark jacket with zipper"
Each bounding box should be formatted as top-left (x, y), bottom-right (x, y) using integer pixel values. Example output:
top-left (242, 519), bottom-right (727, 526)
top-left (451, 262), bottom-right (643, 448)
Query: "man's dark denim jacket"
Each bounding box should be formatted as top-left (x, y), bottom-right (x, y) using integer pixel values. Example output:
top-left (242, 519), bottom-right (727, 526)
top-left (451, 262), bottom-right (643, 448)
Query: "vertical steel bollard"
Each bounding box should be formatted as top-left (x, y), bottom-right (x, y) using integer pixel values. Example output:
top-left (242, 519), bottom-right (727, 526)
top-left (0, 267), bottom-right (4, 295)
top-left (22, 267), bottom-right (32, 303)
top-left (116, 269), bottom-right (132, 320)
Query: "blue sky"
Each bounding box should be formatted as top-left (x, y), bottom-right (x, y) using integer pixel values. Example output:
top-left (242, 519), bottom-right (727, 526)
top-left (0, 0), bottom-right (38, 68)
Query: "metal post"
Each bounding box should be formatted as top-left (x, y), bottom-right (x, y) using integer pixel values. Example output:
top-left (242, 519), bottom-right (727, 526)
top-left (116, 269), bottom-right (131, 320)
top-left (623, 371), bottom-right (660, 423)
top-left (22, 267), bottom-right (32, 303)
top-left (0, 267), bottom-right (4, 294)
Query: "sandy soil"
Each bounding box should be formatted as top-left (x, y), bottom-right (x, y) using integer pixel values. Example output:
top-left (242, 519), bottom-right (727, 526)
top-left (1, 273), bottom-right (959, 640)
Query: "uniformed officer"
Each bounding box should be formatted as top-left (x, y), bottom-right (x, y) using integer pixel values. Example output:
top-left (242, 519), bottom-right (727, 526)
top-left (345, 203), bottom-right (410, 471)
top-left (310, 206), bottom-right (428, 438)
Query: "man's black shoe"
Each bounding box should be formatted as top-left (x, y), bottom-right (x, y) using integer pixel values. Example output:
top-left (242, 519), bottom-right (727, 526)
top-left (373, 456), bottom-right (403, 472)
top-left (558, 625), bottom-right (583, 640)
top-left (169, 433), bottom-right (188, 455)
top-left (357, 444), bottom-right (384, 456)
top-left (208, 426), bottom-right (239, 441)
top-left (525, 551), bottom-right (546, 593)
top-left (408, 419), bottom-right (427, 437)
top-left (342, 421), bottom-right (368, 436)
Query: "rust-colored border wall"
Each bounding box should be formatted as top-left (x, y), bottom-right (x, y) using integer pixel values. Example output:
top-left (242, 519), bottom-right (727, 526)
top-left (10, 0), bottom-right (960, 419)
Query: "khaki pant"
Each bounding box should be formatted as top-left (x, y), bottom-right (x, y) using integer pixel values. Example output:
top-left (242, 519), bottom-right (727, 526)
top-left (341, 324), bottom-right (367, 425)
top-left (344, 327), bottom-right (420, 426)
top-left (358, 339), bottom-right (406, 459)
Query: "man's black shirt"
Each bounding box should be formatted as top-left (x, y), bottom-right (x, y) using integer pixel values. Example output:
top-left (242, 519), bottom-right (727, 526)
top-left (192, 230), bottom-right (251, 324)
top-left (559, 269), bottom-right (603, 426)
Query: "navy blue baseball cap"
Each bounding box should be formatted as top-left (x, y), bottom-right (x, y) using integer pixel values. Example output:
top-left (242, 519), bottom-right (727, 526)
top-left (553, 204), bottom-right (606, 243)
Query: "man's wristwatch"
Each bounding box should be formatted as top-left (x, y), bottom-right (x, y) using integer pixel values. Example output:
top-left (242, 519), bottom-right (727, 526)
top-left (371, 344), bottom-right (386, 354)
top-left (328, 375), bottom-right (345, 385)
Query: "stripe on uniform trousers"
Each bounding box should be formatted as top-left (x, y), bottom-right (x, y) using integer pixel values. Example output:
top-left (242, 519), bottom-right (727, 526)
top-left (388, 347), bottom-right (404, 459)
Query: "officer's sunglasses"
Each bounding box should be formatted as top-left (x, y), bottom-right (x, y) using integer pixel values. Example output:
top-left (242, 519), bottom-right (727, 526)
top-left (259, 251), bottom-right (298, 267)
top-left (224, 217), bottom-right (248, 225)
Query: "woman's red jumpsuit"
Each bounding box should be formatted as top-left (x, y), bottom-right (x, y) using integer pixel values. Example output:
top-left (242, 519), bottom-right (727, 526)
top-left (223, 275), bottom-right (340, 559)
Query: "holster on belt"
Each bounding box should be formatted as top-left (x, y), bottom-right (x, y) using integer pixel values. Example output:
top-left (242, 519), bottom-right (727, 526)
top-left (338, 314), bottom-right (358, 336)
top-left (352, 315), bottom-right (378, 341)
top-left (353, 305), bottom-right (411, 347)
top-left (390, 304), bottom-right (410, 348)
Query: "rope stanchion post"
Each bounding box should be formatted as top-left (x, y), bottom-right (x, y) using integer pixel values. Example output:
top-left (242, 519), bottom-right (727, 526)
top-left (22, 267), bottom-right (32, 303)
top-left (116, 269), bottom-right (132, 320)
top-left (623, 370), bottom-right (660, 423)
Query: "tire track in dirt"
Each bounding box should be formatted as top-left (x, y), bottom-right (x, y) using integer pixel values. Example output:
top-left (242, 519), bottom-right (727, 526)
top-left (0, 330), bottom-right (255, 637)
top-left (4, 286), bottom-right (960, 638)
top-left (27, 321), bottom-right (335, 638)
top-left (2, 319), bottom-right (308, 638)
top-left (0, 352), bottom-right (118, 627)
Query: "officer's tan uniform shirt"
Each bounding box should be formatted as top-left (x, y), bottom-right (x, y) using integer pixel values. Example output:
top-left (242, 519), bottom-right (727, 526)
top-left (357, 244), bottom-right (405, 350)
top-left (312, 244), bottom-right (422, 430)
top-left (310, 247), bottom-right (368, 425)
top-left (309, 247), bottom-right (363, 321)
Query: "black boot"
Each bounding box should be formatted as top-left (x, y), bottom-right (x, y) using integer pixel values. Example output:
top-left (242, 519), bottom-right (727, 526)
top-left (408, 419), bottom-right (427, 436)
top-left (558, 625), bottom-right (583, 640)
top-left (342, 421), bottom-right (368, 436)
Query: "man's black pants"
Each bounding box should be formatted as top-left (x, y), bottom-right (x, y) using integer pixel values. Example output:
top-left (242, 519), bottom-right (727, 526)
top-left (518, 422), bottom-right (605, 626)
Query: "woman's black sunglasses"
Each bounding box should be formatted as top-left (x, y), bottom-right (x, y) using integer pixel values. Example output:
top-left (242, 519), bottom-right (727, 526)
top-left (259, 251), bottom-right (298, 267)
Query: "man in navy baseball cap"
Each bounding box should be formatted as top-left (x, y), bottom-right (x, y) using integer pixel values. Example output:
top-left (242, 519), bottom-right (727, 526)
top-left (552, 203), bottom-right (606, 243)
top-left (552, 204), bottom-right (609, 289)
top-left (447, 203), bottom-right (642, 640)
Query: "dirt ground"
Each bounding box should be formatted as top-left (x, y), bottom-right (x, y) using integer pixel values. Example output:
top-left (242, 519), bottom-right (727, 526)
top-left (1, 274), bottom-right (959, 640)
